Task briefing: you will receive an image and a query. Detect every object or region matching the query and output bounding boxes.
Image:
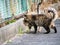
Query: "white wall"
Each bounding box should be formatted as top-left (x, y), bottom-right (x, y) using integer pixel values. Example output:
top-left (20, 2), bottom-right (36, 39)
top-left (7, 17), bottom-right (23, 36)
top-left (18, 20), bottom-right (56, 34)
top-left (0, 18), bottom-right (27, 45)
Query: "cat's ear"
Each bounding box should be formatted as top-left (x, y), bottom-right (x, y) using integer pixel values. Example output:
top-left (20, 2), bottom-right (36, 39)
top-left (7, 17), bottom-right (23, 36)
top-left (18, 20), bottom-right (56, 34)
top-left (23, 14), bottom-right (27, 18)
top-left (24, 15), bottom-right (27, 17)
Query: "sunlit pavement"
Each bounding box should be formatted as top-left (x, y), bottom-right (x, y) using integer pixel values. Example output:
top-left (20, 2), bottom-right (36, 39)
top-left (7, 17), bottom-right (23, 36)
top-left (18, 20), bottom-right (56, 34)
top-left (4, 19), bottom-right (60, 45)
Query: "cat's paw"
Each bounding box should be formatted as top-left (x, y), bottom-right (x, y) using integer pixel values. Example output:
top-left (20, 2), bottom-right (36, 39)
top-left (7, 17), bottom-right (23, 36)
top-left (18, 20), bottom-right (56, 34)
top-left (44, 32), bottom-right (50, 34)
top-left (33, 32), bottom-right (37, 34)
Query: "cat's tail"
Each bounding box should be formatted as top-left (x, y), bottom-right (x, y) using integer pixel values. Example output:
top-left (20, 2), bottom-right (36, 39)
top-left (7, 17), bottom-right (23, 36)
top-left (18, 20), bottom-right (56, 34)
top-left (37, 0), bottom-right (43, 14)
top-left (48, 9), bottom-right (58, 21)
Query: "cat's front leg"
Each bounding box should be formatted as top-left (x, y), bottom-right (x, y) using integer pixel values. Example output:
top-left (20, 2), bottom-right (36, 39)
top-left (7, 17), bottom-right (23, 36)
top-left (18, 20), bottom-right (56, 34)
top-left (33, 23), bottom-right (37, 34)
top-left (28, 25), bottom-right (32, 32)
top-left (28, 26), bottom-right (31, 29)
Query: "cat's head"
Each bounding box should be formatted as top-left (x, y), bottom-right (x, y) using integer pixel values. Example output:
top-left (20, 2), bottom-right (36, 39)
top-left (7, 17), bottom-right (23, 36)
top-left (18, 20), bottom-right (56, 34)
top-left (23, 15), bottom-right (31, 26)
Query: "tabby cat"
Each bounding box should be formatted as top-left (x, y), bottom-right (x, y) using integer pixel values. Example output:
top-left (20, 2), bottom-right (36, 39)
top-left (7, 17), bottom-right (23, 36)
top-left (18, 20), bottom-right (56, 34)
top-left (23, 10), bottom-right (57, 34)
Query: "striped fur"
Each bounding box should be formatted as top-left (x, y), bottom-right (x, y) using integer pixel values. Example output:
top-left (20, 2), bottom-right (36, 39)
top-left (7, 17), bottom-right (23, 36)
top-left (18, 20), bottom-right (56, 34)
top-left (23, 10), bottom-right (57, 34)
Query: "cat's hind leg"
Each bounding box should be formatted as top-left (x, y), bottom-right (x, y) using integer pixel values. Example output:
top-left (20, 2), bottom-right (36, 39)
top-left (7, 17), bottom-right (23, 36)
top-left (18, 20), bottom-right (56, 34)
top-left (51, 25), bottom-right (57, 33)
top-left (44, 26), bottom-right (50, 34)
top-left (50, 22), bottom-right (57, 33)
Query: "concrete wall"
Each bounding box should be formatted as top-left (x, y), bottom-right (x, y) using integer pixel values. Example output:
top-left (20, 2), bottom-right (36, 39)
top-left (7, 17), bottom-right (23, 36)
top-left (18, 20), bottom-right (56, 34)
top-left (0, 18), bottom-right (27, 45)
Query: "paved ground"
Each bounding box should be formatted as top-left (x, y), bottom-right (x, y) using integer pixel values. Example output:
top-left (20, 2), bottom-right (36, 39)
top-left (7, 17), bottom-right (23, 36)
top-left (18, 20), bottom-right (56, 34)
top-left (4, 19), bottom-right (60, 45)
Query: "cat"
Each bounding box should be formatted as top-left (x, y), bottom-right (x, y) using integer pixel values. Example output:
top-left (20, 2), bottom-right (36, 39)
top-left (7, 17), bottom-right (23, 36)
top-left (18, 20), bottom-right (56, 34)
top-left (23, 10), bottom-right (57, 34)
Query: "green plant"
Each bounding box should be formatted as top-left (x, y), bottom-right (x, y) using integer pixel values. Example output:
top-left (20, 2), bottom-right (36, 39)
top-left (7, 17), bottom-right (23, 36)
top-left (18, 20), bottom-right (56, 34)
top-left (18, 27), bottom-right (24, 34)
top-left (6, 19), bottom-right (16, 24)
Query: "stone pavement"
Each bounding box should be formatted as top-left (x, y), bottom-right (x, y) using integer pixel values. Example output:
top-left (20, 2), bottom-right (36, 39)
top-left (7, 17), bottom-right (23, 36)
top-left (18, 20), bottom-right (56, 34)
top-left (3, 19), bottom-right (60, 45)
